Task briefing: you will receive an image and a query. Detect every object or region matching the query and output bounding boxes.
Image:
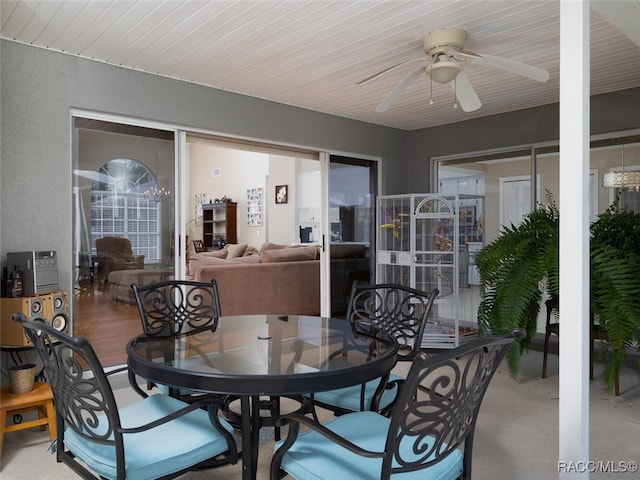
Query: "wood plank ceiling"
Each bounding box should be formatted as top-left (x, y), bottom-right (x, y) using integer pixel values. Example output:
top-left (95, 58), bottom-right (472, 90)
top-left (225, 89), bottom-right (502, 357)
top-left (2, 0), bottom-right (639, 131)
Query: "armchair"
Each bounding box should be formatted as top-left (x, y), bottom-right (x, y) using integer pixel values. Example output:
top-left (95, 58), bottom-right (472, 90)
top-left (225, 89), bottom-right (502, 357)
top-left (12, 313), bottom-right (237, 480)
top-left (271, 329), bottom-right (525, 480)
top-left (96, 237), bottom-right (144, 283)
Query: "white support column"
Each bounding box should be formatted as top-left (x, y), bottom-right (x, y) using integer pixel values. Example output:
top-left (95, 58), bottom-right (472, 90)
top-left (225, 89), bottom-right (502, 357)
top-left (558, 1), bottom-right (590, 479)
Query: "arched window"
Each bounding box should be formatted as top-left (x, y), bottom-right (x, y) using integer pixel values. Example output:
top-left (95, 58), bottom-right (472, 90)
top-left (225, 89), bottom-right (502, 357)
top-left (91, 158), bottom-right (161, 261)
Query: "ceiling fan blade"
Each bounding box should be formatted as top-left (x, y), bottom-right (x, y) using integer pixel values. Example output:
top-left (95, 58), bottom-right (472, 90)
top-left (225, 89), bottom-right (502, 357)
top-left (461, 51), bottom-right (549, 83)
top-left (376, 67), bottom-right (425, 112)
top-left (450, 71), bottom-right (481, 112)
top-left (357, 58), bottom-right (429, 85)
top-left (592, 0), bottom-right (640, 48)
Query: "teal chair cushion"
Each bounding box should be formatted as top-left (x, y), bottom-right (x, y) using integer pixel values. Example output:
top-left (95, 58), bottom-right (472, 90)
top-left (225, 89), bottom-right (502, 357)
top-left (312, 372), bottom-right (403, 412)
top-left (63, 393), bottom-right (234, 480)
top-left (275, 411), bottom-right (463, 480)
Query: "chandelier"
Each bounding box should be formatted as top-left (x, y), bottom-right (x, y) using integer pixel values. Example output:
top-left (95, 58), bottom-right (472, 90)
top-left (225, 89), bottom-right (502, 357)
top-left (144, 185), bottom-right (172, 203)
top-left (603, 144), bottom-right (640, 191)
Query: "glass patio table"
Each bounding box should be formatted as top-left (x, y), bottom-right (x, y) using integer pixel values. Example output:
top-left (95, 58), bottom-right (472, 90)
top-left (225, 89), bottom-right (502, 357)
top-left (126, 314), bottom-right (398, 480)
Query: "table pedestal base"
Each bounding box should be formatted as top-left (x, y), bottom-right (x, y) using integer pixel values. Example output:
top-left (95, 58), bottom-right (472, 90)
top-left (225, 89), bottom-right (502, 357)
top-left (236, 395), bottom-right (308, 480)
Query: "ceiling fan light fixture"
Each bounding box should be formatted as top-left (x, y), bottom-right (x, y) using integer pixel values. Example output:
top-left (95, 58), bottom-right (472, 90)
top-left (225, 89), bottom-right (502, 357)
top-left (426, 60), bottom-right (462, 83)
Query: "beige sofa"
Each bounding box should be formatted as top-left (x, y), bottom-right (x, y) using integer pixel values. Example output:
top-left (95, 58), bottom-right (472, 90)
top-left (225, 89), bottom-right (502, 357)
top-left (190, 242), bottom-right (371, 316)
top-left (191, 243), bottom-right (321, 316)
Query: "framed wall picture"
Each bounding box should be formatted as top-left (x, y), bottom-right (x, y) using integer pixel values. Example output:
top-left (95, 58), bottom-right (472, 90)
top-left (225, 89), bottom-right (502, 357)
top-left (275, 185), bottom-right (288, 204)
top-left (247, 187), bottom-right (263, 226)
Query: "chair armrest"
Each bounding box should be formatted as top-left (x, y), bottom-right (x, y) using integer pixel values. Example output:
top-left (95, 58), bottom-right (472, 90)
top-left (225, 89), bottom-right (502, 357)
top-left (132, 255), bottom-right (145, 268)
top-left (119, 395), bottom-right (229, 435)
top-left (275, 412), bottom-right (385, 459)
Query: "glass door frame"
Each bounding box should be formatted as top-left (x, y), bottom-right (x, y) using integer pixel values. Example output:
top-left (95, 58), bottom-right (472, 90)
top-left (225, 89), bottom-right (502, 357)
top-left (325, 152), bottom-right (381, 317)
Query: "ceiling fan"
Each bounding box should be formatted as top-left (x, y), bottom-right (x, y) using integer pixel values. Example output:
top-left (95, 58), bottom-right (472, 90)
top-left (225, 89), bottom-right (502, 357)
top-left (359, 28), bottom-right (549, 113)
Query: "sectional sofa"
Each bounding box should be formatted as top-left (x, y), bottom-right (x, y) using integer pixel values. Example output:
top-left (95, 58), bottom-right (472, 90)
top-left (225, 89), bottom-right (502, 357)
top-left (190, 242), bottom-right (371, 316)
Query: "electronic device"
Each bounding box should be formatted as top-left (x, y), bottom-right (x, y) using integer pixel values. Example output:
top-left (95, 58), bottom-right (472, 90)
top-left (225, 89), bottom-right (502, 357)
top-left (5, 251), bottom-right (58, 296)
top-left (0, 292), bottom-right (69, 346)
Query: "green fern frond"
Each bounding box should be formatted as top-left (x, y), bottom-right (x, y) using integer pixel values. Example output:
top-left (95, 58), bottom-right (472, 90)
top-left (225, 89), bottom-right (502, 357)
top-left (476, 194), bottom-right (640, 391)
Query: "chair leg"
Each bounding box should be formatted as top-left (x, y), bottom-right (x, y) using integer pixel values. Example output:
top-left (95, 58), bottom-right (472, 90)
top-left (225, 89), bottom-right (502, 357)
top-left (45, 398), bottom-right (56, 441)
top-left (271, 396), bottom-right (281, 442)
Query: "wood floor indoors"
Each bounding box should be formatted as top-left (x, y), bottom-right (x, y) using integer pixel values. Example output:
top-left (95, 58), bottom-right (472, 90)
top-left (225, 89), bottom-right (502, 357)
top-left (73, 284), bottom-right (143, 367)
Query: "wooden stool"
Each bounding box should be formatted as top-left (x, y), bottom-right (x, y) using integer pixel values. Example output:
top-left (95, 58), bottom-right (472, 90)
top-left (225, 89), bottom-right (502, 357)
top-left (0, 381), bottom-right (56, 453)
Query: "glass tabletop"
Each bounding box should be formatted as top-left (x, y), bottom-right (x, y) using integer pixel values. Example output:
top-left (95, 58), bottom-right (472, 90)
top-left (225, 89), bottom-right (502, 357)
top-left (127, 314), bottom-right (398, 396)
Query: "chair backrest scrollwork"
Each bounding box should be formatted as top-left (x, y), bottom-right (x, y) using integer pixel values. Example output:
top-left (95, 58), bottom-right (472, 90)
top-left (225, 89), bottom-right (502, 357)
top-left (346, 282), bottom-right (438, 360)
top-left (382, 329), bottom-right (524, 478)
top-left (131, 280), bottom-right (221, 336)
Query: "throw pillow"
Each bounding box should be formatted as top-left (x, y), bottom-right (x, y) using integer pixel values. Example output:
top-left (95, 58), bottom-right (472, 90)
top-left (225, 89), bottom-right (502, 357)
top-left (226, 243), bottom-right (248, 258)
top-left (196, 250), bottom-right (228, 259)
top-left (259, 242), bottom-right (286, 254)
top-left (260, 246), bottom-right (319, 263)
top-left (243, 246), bottom-right (259, 257)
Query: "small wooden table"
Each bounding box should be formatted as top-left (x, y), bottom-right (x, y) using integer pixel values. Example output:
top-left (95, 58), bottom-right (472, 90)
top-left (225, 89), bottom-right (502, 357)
top-left (0, 381), bottom-right (56, 453)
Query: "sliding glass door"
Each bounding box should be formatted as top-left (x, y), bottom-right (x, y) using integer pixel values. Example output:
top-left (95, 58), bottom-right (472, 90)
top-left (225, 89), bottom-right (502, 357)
top-left (72, 117), bottom-right (176, 366)
top-left (71, 120), bottom-right (380, 366)
top-left (328, 155), bottom-right (378, 316)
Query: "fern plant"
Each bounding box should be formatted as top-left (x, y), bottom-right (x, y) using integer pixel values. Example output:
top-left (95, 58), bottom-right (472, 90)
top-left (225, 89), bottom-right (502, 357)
top-left (590, 203), bottom-right (640, 391)
top-left (476, 194), bottom-right (640, 392)
top-left (476, 194), bottom-right (559, 373)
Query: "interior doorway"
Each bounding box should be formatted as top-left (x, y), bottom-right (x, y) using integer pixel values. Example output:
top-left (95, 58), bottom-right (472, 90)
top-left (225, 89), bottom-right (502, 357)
top-left (185, 134), bottom-right (321, 249)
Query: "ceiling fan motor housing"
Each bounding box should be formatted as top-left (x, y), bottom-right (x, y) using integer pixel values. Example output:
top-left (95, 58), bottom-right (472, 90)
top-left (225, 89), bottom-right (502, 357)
top-left (422, 28), bottom-right (466, 56)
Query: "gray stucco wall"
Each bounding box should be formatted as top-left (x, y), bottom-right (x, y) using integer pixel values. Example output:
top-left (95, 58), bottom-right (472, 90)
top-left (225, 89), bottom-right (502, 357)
top-left (2, 38), bottom-right (638, 295)
top-left (406, 87), bottom-right (640, 192)
top-left (0, 40), bottom-right (406, 293)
